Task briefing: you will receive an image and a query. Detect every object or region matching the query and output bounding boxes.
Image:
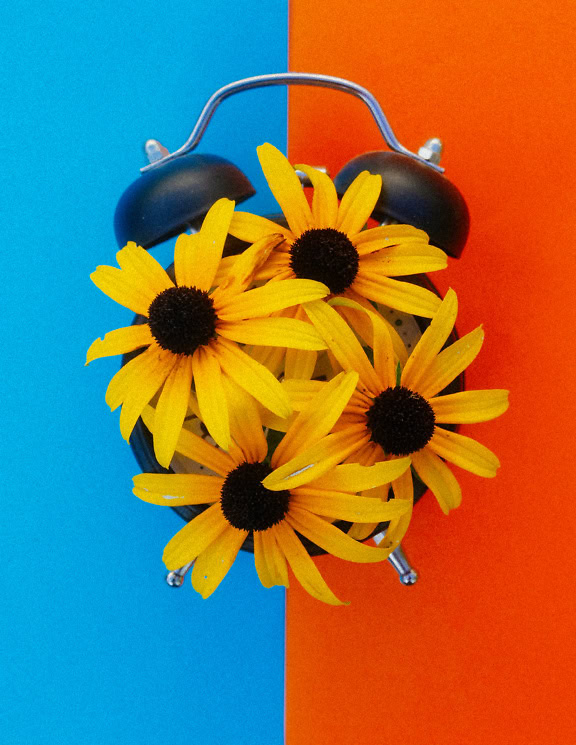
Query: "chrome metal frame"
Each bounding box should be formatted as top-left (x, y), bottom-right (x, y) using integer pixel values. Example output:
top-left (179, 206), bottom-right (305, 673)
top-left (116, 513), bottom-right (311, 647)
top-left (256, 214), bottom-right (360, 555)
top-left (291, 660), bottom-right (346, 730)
top-left (141, 72), bottom-right (444, 174)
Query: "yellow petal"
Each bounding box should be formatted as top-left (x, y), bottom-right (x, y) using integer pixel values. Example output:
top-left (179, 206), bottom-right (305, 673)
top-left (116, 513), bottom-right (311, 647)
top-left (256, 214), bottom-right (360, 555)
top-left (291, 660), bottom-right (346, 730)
top-left (265, 427), bottom-right (368, 490)
top-left (216, 234), bottom-right (285, 295)
top-left (252, 251), bottom-right (292, 282)
top-left (254, 531), bottom-right (275, 588)
top-left (281, 379), bottom-right (324, 411)
top-left (419, 326), bottom-right (485, 399)
top-left (272, 371), bottom-right (359, 467)
top-left (307, 457), bottom-right (411, 491)
top-left (341, 288), bottom-right (409, 366)
top-left (174, 226), bottom-right (228, 292)
top-left (359, 242), bottom-right (447, 276)
top-left (411, 447), bottom-right (462, 514)
top-left (375, 311), bottom-right (409, 367)
top-left (90, 265), bottom-right (154, 316)
top-left (352, 274), bottom-right (442, 318)
top-left (259, 409), bottom-right (295, 433)
top-left (163, 503), bottom-right (229, 570)
top-left (254, 530), bottom-right (290, 588)
top-left (290, 489), bottom-right (410, 523)
top-left (294, 164), bottom-right (339, 228)
top-left (344, 438), bottom-right (380, 466)
top-left (428, 427), bottom-right (501, 477)
top-left (217, 317), bottom-right (327, 350)
top-left (191, 525), bottom-right (248, 598)
top-left (286, 508), bottom-right (393, 563)
top-left (217, 279), bottom-right (328, 321)
top-left (116, 241), bottom-right (174, 297)
top-left (247, 343), bottom-right (286, 377)
top-left (303, 300), bottom-right (381, 394)
top-left (336, 171), bottom-right (369, 227)
top-left (86, 324), bottom-right (152, 364)
top-left (118, 355), bottom-right (174, 442)
top-left (192, 346), bottom-right (230, 451)
top-left (187, 390), bottom-right (201, 419)
top-left (104, 345), bottom-right (167, 411)
top-left (229, 211), bottom-right (292, 243)
top-left (262, 529), bottom-right (290, 587)
top-left (337, 172), bottom-right (382, 236)
top-left (329, 296), bottom-right (396, 389)
top-left (180, 428), bottom-right (236, 473)
top-left (221, 375), bottom-right (268, 464)
top-left (214, 338), bottom-right (292, 418)
top-left (284, 348), bottom-right (318, 380)
top-left (347, 522), bottom-right (379, 541)
top-left (346, 479), bottom-right (388, 540)
top-left (191, 198), bottom-right (235, 291)
top-left (375, 467), bottom-right (414, 550)
top-left (152, 354), bottom-right (194, 468)
top-left (370, 313), bottom-right (397, 389)
top-left (332, 300), bottom-right (376, 349)
top-left (173, 232), bottom-right (202, 288)
top-left (105, 346), bottom-right (174, 441)
top-left (272, 521), bottom-right (346, 605)
top-left (401, 287), bottom-right (458, 392)
top-left (431, 389), bottom-right (510, 423)
top-left (212, 254), bottom-right (237, 288)
top-left (257, 143), bottom-right (312, 236)
top-left (352, 223), bottom-right (430, 250)
top-left (133, 473), bottom-right (224, 505)
top-left (140, 405), bottom-right (236, 475)
top-left (355, 223), bottom-right (429, 242)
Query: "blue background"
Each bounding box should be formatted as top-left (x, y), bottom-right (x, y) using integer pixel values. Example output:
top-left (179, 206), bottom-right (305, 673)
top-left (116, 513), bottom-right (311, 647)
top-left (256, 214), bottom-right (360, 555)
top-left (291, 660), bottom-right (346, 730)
top-left (2, 2), bottom-right (288, 743)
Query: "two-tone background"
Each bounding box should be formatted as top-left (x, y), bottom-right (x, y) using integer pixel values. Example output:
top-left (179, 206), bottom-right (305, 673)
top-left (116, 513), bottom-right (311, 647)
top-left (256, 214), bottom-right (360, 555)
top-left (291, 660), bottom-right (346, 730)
top-left (3, 1), bottom-right (575, 743)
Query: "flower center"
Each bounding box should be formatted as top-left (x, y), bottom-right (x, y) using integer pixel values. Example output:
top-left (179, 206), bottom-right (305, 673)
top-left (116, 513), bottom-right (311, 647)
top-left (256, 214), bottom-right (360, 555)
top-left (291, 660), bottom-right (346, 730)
top-left (220, 462), bottom-right (291, 532)
top-left (148, 286), bottom-right (218, 356)
top-left (366, 386), bottom-right (436, 456)
top-left (290, 227), bottom-right (359, 294)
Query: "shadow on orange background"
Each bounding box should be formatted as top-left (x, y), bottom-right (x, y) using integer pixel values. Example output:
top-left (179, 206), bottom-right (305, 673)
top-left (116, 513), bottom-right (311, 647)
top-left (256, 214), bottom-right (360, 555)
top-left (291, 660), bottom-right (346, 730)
top-left (285, 2), bottom-right (576, 743)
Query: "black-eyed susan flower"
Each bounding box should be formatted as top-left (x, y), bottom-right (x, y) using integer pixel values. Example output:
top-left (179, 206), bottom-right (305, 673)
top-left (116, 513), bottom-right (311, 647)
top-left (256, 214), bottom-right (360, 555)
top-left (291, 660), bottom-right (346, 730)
top-left (86, 198), bottom-right (330, 468)
top-left (295, 291), bottom-right (508, 538)
top-left (227, 143), bottom-right (448, 318)
top-left (133, 372), bottom-right (412, 605)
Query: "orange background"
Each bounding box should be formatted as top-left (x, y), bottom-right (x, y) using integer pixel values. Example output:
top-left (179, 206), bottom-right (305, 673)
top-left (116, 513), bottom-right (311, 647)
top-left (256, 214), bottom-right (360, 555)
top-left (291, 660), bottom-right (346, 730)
top-left (285, 1), bottom-right (576, 743)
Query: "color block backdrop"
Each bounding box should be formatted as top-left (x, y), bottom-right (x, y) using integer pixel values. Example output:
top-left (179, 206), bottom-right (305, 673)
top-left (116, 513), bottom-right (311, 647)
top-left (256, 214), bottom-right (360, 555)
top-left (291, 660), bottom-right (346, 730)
top-left (3, 1), bottom-right (576, 744)
top-left (2, 2), bottom-right (287, 744)
top-left (285, 1), bottom-right (576, 744)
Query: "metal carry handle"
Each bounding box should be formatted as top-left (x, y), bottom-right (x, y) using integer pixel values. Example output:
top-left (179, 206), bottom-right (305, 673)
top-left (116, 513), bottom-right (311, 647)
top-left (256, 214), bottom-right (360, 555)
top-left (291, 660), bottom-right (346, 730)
top-left (141, 72), bottom-right (444, 174)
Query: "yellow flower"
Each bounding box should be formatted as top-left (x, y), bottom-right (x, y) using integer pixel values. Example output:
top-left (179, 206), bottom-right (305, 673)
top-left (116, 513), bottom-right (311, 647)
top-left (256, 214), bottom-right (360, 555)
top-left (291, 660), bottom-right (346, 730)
top-left (86, 198), bottom-right (330, 468)
top-left (295, 291), bottom-right (508, 538)
top-left (133, 372), bottom-right (412, 605)
top-left (228, 143), bottom-right (448, 318)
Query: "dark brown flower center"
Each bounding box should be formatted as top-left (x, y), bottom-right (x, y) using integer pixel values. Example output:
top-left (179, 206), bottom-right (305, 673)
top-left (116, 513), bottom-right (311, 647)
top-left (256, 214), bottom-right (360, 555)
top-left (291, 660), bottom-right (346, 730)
top-left (290, 227), bottom-right (359, 294)
top-left (220, 462), bottom-right (291, 532)
top-left (366, 386), bottom-right (436, 456)
top-left (148, 286), bottom-right (217, 356)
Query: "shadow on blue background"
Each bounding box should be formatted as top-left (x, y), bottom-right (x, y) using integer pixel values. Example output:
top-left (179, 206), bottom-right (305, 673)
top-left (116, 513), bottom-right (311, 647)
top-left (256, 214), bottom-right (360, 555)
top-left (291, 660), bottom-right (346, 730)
top-left (2, 2), bottom-right (288, 743)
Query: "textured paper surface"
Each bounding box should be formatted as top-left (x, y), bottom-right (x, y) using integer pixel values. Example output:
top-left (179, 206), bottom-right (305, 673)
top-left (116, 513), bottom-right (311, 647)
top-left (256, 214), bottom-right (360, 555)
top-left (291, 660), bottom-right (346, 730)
top-left (286, 2), bottom-right (576, 743)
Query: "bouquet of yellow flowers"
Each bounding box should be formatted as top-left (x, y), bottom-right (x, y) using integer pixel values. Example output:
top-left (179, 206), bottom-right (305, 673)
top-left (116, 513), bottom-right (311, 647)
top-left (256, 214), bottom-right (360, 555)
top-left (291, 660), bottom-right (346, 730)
top-left (87, 143), bottom-right (508, 605)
